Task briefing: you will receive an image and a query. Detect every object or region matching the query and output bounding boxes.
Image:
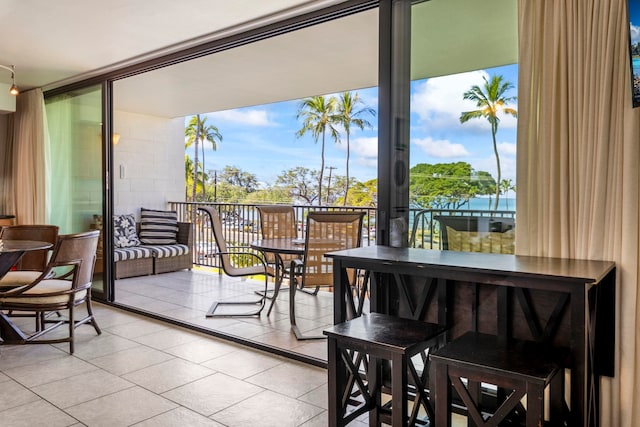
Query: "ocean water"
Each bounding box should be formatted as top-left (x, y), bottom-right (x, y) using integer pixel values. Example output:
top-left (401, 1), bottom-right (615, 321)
top-left (633, 57), bottom-right (640, 76)
top-left (465, 197), bottom-right (516, 211)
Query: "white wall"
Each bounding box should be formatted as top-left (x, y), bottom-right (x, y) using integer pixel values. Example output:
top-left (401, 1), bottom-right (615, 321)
top-left (113, 111), bottom-right (184, 217)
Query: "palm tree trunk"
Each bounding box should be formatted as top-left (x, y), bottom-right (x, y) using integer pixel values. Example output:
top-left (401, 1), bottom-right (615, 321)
top-left (491, 122), bottom-right (501, 211)
top-left (201, 137), bottom-right (206, 199)
top-left (318, 132), bottom-right (325, 205)
top-left (344, 132), bottom-right (350, 206)
top-left (191, 115), bottom-right (201, 203)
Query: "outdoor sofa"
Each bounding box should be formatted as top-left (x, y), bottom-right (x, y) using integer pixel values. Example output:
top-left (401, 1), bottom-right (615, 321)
top-left (113, 211), bottom-right (192, 279)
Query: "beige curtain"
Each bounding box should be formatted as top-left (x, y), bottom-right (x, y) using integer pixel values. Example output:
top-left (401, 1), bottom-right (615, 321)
top-left (12, 89), bottom-right (48, 224)
top-left (516, 0), bottom-right (640, 424)
top-left (0, 114), bottom-right (15, 215)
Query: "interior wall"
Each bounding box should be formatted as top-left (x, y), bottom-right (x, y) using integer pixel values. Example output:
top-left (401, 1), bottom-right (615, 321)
top-left (113, 111), bottom-right (184, 217)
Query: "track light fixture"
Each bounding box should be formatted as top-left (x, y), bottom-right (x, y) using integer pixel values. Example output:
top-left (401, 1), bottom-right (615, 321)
top-left (0, 65), bottom-right (19, 96)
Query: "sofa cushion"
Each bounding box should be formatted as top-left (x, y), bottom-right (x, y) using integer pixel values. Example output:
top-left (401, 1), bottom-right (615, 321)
top-left (151, 244), bottom-right (190, 259)
top-left (114, 246), bottom-right (154, 262)
top-left (113, 214), bottom-right (140, 248)
top-left (139, 208), bottom-right (178, 245)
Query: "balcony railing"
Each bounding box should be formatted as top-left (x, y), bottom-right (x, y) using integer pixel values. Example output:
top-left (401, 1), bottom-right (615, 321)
top-left (167, 202), bottom-right (516, 268)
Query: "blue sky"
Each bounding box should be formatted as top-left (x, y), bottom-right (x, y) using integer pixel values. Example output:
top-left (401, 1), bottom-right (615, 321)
top-left (630, 0), bottom-right (640, 44)
top-left (187, 64), bottom-right (519, 187)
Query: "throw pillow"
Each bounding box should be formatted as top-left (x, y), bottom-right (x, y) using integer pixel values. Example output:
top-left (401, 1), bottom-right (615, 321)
top-left (113, 214), bottom-right (140, 248)
top-left (139, 208), bottom-right (178, 245)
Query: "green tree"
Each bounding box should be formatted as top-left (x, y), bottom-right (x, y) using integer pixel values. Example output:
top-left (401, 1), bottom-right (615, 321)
top-left (460, 74), bottom-right (517, 210)
top-left (335, 92), bottom-right (375, 205)
top-left (296, 96), bottom-right (340, 205)
top-left (185, 114), bottom-right (222, 202)
top-left (275, 167), bottom-right (320, 205)
top-left (184, 155), bottom-right (206, 200)
top-left (500, 178), bottom-right (516, 210)
top-left (410, 162), bottom-right (496, 209)
top-left (219, 166), bottom-right (258, 192)
top-left (344, 178), bottom-right (377, 207)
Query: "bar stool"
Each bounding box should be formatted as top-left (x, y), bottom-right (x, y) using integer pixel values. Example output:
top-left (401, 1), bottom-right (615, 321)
top-left (430, 331), bottom-right (565, 427)
top-left (323, 313), bottom-right (446, 426)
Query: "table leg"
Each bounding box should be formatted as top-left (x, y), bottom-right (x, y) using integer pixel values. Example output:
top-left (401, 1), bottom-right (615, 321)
top-left (0, 311), bottom-right (28, 343)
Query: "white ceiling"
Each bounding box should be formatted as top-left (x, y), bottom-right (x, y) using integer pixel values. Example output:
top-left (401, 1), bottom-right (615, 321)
top-left (0, 0), bottom-right (517, 118)
top-left (0, 0), bottom-right (345, 89)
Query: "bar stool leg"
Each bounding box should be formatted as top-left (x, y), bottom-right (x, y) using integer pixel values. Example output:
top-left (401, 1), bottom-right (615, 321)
top-left (368, 357), bottom-right (381, 427)
top-left (433, 360), bottom-right (451, 427)
top-left (526, 382), bottom-right (544, 427)
top-left (391, 353), bottom-right (408, 426)
top-left (327, 337), bottom-right (341, 427)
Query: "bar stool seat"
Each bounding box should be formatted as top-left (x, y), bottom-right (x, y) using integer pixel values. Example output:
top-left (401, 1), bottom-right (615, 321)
top-left (324, 313), bottom-right (446, 426)
top-left (430, 331), bottom-right (565, 427)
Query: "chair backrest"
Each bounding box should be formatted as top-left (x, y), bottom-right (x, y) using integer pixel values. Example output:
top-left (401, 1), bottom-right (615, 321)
top-left (434, 215), bottom-right (515, 253)
top-left (0, 225), bottom-right (59, 270)
top-left (48, 230), bottom-right (100, 289)
top-left (300, 211), bottom-right (365, 287)
top-left (257, 205), bottom-right (297, 239)
top-left (198, 206), bottom-right (245, 276)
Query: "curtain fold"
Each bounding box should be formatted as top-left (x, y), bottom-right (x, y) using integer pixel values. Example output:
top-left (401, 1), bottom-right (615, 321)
top-left (12, 89), bottom-right (48, 224)
top-left (516, 0), bottom-right (640, 424)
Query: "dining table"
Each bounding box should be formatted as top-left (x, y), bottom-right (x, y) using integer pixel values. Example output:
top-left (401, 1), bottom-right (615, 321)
top-left (250, 238), bottom-right (305, 315)
top-left (0, 239), bottom-right (54, 343)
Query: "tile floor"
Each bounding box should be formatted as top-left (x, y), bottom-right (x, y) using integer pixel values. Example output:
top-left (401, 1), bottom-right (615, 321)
top-left (0, 302), bottom-right (367, 427)
top-left (113, 268), bottom-right (365, 363)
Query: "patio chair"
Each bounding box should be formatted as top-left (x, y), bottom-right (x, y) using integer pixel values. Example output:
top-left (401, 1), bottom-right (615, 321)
top-left (256, 205), bottom-right (299, 314)
top-left (289, 211), bottom-right (365, 340)
top-left (198, 206), bottom-right (270, 317)
top-left (434, 215), bottom-right (515, 253)
top-left (0, 225), bottom-right (59, 288)
top-left (0, 230), bottom-right (101, 354)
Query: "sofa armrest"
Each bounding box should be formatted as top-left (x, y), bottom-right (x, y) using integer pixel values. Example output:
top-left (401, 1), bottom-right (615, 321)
top-left (177, 222), bottom-right (193, 247)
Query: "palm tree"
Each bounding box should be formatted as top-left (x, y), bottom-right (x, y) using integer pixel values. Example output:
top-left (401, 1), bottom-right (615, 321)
top-left (184, 155), bottom-right (205, 200)
top-left (296, 96), bottom-right (340, 205)
top-left (185, 115), bottom-right (222, 202)
top-left (460, 75), bottom-right (517, 210)
top-left (335, 92), bottom-right (375, 206)
top-left (500, 178), bottom-right (516, 210)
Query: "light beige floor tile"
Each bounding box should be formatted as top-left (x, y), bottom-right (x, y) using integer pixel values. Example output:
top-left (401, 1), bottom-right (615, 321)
top-left (123, 358), bottom-right (215, 393)
top-left (105, 318), bottom-right (169, 339)
top-left (31, 369), bottom-right (134, 408)
top-left (161, 372), bottom-right (262, 416)
top-left (246, 361), bottom-right (327, 398)
top-left (211, 389), bottom-right (324, 427)
top-left (298, 383), bottom-right (328, 410)
top-left (0, 399), bottom-right (78, 427)
top-left (88, 344), bottom-right (175, 375)
top-left (0, 344), bottom-right (68, 370)
top-left (0, 371), bottom-right (10, 383)
top-left (0, 380), bottom-right (41, 411)
top-left (66, 386), bottom-right (177, 427)
top-left (133, 406), bottom-right (224, 426)
top-left (201, 348), bottom-right (284, 379)
top-left (163, 337), bottom-right (237, 363)
top-left (298, 411), bottom-right (328, 427)
top-left (292, 340), bottom-right (328, 360)
top-left (251, 330), bottom-right (306, 350)
top-left (59, 332), bottom-right (140, 360)
top-left (131, 327), bottom-right (204, 350)
top-left (4, 356), bottom-right (97, 388)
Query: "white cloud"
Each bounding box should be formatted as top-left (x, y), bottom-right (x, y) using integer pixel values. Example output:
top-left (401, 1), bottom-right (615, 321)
top-left (498, 141), bottom-right (517, 156)
top-left (348, 137), bottom-right (378, 158)
top-left (413, 137), bottom-right (469, 158)
top-left (207, 109), bottom-right (274, 126)
top-left (411, 70), bottom-right (518, 131)
top-left (631, 22), bottom-right (640, 45)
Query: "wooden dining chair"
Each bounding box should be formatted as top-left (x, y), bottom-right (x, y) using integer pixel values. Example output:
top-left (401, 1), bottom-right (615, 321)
top-left (0, 225), bottom-right (59, 288)
top-left (0, 230), bottom-right (101, 354)
top-left (256, 205), bottom-right (299, 315)
top-left (289, 211), bottom-right (365, 340)
top-left (198, 206), bottom-right (270, 317)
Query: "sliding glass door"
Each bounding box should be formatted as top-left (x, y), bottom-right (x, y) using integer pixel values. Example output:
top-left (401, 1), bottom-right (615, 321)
top-left (45, 84), bottom-right (108, 297)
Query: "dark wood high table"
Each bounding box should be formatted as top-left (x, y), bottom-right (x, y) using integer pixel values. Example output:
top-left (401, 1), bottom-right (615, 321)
top-left (0, 239), bottom-right (54, 343)
top-left (326, 245), bottom-right (616, 427)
